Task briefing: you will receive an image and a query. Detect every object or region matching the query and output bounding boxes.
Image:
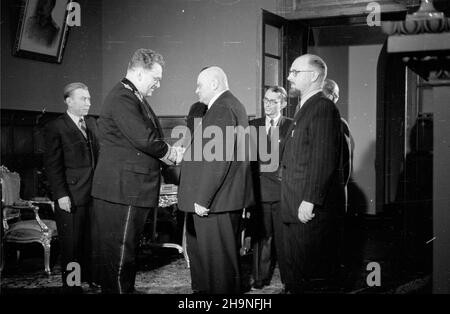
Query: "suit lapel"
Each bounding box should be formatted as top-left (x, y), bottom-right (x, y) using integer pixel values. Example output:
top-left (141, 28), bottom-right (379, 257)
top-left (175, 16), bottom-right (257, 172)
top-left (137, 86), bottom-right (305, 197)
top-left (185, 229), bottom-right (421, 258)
top-left (85, 117), bottom-right (97, 167)
top-left (184, 91), bottom-right (230, 151)
top-left (62, 113), bottom-right (87, 142)
top-left (284, 92), bottom-right (324, 143)
top-left (279, 116), bottom-right (291, 139)
top-left (141, 98), bottom-right (164, 138)
top-left (121, 78), bottom-right (164, 139)
top-left (255, 117), bottom-right (267, 138)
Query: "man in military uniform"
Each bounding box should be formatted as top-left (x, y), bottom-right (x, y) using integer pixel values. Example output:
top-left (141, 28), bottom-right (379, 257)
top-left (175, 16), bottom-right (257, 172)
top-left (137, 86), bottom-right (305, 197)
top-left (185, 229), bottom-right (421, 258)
top-left (91, 49), bottom-right (179, 294)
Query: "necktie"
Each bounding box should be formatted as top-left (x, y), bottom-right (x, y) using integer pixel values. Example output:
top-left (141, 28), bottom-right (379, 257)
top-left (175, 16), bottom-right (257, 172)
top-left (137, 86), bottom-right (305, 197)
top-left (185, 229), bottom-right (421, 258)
top-left (267, 119), bottom-right (274, 154)
top-left (268, 119), bottom-right (274, 138)
top-left (79, 117), bottom-right (87, 139)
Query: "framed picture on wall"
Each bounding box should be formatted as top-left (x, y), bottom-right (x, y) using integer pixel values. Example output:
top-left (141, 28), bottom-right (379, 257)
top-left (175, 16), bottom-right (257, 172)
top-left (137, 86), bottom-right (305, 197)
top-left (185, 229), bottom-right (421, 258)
top-left (13, 0), bottom-right (71, 64)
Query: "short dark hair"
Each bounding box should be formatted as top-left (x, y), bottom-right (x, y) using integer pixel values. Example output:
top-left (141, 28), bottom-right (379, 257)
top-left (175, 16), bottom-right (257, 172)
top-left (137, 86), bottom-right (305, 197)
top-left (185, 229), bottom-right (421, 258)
top-left (128, 48), bottom-right (165, 71)
top-left (63, 82), bottom-right (88, 101)
top-left (266, 86), bottom-right (287, 102)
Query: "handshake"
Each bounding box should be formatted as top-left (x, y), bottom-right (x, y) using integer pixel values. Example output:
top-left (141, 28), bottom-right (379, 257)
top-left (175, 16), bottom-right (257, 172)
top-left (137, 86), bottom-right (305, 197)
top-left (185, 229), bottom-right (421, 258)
top-left (161, 145), bottom-right (185, 166)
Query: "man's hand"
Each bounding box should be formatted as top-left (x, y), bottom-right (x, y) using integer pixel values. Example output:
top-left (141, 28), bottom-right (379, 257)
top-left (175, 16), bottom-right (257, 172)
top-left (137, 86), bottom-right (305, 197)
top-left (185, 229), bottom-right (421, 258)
top-left (175, 146), bottom-right (186, 165)
top-left (297, 200), bottom-right (315, 223)
top-left (194, 203), bottom-right (210, 217)
top-left (58, 196), bottom-right (71, 213)
top-left (160, 145), bottom-right (177, 166)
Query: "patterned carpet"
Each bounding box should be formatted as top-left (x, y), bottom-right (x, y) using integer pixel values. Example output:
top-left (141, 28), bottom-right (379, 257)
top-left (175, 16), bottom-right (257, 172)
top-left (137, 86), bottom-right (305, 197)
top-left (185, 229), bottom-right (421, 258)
top-left (1, 215), bottom-right (432, 294)
top-left (0, 247), bottom-right (284, 294)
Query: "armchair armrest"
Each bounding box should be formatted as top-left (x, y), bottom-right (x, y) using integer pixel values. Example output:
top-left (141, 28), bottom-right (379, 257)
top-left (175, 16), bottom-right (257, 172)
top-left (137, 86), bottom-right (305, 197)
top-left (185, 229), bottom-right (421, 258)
top-left (31, 197), bottom-right (55, 212)
top-left (4, 204), bottom-right (50, 233)
top-left (3, 206), bottom-right (21, 231)
top-left (3, 207), bottom-right (21, 220)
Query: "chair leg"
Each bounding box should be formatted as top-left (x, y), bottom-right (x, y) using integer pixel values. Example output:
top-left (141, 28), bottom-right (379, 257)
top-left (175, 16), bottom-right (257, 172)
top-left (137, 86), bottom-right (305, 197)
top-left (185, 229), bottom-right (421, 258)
top-left (41, 238), bottom-right (52, 275)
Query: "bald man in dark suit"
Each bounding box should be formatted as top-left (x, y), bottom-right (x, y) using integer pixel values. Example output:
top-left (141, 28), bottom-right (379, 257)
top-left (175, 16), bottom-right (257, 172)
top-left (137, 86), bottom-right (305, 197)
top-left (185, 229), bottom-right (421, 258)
top-left (178, 66), bottom-right (254, 294)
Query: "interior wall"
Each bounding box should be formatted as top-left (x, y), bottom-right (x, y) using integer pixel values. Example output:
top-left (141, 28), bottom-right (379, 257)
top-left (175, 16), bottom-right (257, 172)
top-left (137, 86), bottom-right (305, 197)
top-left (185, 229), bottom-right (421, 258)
top-left (1, 0), bottom-right (103, 113)
top-left (348, 44), bottom-right (382, 215)
top-left (309, 46), bottom-right (349, 120)
top-left (102, 0), bottom-right (277, 117)
top-left (2, 0), bottom-right (277, 116)
top-left (432, 85), bottom-right (450, 293)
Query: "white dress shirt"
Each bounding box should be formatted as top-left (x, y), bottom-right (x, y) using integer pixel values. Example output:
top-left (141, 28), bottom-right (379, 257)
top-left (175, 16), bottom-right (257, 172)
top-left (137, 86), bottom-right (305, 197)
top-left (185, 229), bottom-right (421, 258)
top-left (67, 111), bottom-right (85, 132)
top-left (265, 113), bottom-right (281, 133)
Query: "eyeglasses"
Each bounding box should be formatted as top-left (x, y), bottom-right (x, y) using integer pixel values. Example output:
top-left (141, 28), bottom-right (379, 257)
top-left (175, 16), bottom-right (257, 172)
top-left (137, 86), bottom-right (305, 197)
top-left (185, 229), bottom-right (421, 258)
top-left (288, 69), bottom-right (315, 77)
top-left (263, 98), bottom-right (282, 106)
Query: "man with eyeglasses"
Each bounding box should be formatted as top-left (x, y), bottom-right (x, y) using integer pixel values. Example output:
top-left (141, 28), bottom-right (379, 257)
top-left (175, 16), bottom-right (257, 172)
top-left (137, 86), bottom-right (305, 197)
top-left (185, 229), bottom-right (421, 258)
top-left (248, 86), bottom-right (292, 290)
top-left (280, 54), bottom-right (345, 293)
top-left (91, 48), bottom-right (179, 294)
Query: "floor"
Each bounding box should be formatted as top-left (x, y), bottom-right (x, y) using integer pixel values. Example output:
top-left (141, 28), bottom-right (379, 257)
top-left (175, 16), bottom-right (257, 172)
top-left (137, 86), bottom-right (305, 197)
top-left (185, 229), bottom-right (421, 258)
top-left (0, 214), bottom-right (432, 294)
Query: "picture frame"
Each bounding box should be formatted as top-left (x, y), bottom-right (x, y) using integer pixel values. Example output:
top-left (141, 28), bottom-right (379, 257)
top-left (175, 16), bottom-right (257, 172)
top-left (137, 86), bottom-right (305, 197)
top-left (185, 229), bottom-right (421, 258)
top-left (13, 0), bottom-right (72, 64)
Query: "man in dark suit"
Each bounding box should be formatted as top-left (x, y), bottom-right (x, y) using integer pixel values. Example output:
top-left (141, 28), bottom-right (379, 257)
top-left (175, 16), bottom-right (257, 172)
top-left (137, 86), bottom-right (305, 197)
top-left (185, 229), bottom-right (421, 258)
top-left (281, 54), bottom-right (345, 293)
top-left (249, 86), bottom-right (292, 290)
top-left (91, 49), bottom-right (179, 294)
top-left (178, 66), bottom-right (254, 294)
top-left (323, 79), bottom-right (354, 209)
top-left (44, 82), bottom-right (99, 293)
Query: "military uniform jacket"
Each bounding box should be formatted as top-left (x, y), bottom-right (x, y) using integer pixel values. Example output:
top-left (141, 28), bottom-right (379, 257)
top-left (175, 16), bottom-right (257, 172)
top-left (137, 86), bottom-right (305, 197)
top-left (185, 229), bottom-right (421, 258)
top-left (91, 78), bottom-right (168, 208)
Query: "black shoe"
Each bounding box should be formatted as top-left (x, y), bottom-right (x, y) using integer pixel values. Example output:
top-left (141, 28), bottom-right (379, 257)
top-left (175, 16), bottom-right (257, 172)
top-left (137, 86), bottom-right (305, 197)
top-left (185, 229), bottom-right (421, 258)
top-left (251, 281), bottom-right (264, 290)
top-left (89, 282), bottom-right (101, 289)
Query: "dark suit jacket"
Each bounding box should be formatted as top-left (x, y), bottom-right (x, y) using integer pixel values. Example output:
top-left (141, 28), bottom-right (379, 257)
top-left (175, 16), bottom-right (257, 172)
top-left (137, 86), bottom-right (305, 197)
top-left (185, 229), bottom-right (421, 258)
top-left (186, 102), bottom-right (207, 135)
top-left (91, 78), bottom-right (168, 208)
top-left (250, 116), bottom-right (292, 203)
top-left (280, 92), bottom-right (345, 223)
top-left (341, 118), bottom-right (354, 186)
top-left (178, 90), bottom-right (255, 213)
top-left (44, 113), bottom-right (99, 206)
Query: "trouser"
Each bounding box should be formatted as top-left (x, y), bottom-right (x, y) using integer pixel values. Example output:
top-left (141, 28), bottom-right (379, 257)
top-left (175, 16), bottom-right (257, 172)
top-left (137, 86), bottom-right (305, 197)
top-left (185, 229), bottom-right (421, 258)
top-left (54, 201), bottom-right (92, 288)
top-left (282, 210), bottom-right (340, 293)
top-left (91, 198), bottom-right (150, 294)
top-left (185, 210), bottom-right (242, 294)
top-left (251, 201), bottom-right (289, 285)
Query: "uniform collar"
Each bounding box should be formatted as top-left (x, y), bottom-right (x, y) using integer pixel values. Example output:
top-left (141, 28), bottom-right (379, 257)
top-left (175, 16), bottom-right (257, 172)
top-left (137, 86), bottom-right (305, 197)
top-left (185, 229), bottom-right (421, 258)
top-left (121, 78), bottom-right (145, 103)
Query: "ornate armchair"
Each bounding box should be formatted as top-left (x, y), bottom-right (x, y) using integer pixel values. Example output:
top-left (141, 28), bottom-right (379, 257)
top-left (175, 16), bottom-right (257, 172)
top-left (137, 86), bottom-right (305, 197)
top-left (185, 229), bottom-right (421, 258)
top-left (0, 166), bottom-right (57, 275)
